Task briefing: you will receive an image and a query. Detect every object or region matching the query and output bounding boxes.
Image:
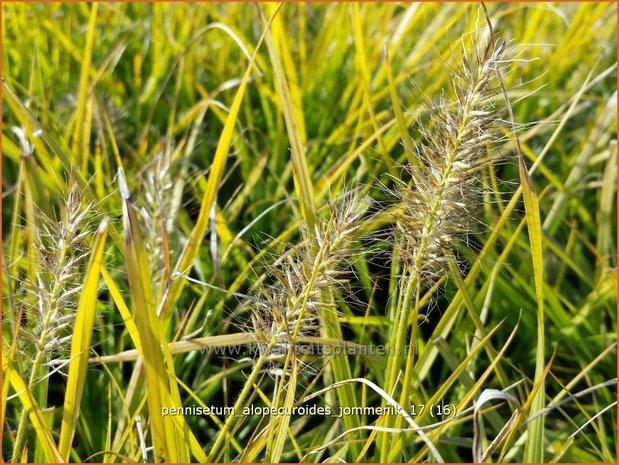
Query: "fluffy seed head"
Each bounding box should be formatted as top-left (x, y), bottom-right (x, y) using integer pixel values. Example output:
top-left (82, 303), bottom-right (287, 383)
top-left (137, 144), bottom-right (182, 289)
top-left (15, 181), bottom-right (96, 363)
top-left (251, 191), bottom-right (369, 371)
top-left (395, 37), bottom-right (512, 282)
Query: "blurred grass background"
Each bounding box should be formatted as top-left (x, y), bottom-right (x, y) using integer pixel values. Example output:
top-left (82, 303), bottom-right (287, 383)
top-left (2, 2), bottom-right (617, 463)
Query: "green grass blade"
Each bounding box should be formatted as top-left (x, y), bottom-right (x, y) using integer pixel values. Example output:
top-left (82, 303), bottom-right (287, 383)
top-left (597, 140), bottom-right (617, 266)
top-left (543, 91), bottom-right (617, 234)
top-left (519, 151), bottom-right (546, 463)
top-left (385, 45), bottom-right (416, 167)
top-left (158, 4), bottom-right (282, 320)
top-left (493, 24), bottom-right (547, 457)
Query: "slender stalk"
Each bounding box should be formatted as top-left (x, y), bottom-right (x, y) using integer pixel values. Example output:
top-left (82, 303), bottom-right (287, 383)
top-left (206, 351), bottom-right (269, 462)
top-left (380, 34), bottom-right (510, 461)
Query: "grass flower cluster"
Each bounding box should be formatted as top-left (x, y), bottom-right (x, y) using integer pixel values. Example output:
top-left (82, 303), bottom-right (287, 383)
top-left (394, 39), bottom-right (508, 282)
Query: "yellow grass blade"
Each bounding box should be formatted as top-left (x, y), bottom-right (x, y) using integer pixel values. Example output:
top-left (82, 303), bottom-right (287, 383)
top-left (2, 354), bottom-right (64, 463)
top-left (118, 169), bottom-right (182, 462)
top-left (267, 358), bottom-right (298, 463)
top-left (80, 95), bottom-right (94, 174)
top-left (101, 266), bottom-right (142, 353)
top-left (261, 3), bottom-right (316, 231)
top-left (70, 2), bottom-right (97, 169)
top-left (58, 217), bottom-right (110, 460)
top-left (263, 2), bottom-right (307, 145)
top-left (7, 160), bottom-right (25, 293)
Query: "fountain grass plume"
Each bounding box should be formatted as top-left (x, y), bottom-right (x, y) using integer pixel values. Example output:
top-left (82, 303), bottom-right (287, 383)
top-left (380, 31), bottom-right (517, 460)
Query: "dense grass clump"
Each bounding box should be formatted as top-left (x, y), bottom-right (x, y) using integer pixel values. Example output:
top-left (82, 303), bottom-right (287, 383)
top-left (2, 2), bottom-right (617, 463)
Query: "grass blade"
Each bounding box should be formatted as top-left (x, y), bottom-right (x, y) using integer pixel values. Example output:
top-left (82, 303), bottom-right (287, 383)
top-left (118, 169), bottom-right (183, 462)
top-left (385, 44), bottom-right (416, 167)
top-left (158, 4), bottom-right (282, 320)
top-left (267, 357), bottom-right (298, 462)
top-left (519, 149), bottom-right (546, 463)
top-left (57, 217), bottom-right (110, 459)
top-left (492, 5), bottom-right (546, 455)
top-left (2, 354), bottom-right (64, 463)
top-left (101, 266), bottom-right (142, 353)
top-left (70, 2), bottom-right (97, 170)
top-left (543, 91), bottom-right (617, 234)
top-left (261, 3), bottom-right (316, 231)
